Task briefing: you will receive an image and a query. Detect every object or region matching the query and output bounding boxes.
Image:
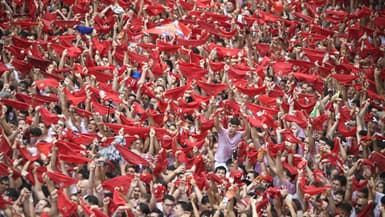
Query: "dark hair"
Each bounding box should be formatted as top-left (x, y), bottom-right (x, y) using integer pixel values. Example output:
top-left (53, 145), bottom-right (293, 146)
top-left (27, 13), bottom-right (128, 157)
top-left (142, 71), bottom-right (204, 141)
top-left (358, 187), bottom-right (369, 199)
top-left (201, 195), bottom-right (210, 205)
top-left (215, 166), bottom-right (227, 174)
top-left (337, 202), bottom-right (352, 214)
top-left (200, 210), bottom-right (213, 217)
top-left (229, 117), bottom-right (241, 126)
top-left (4, 188), bottom-right (19, 201)
top-left (334, 189), bottom-right (345, 197)
top-left (78, 167), bottom-right (90, 179)
top-left (127, 165), bottom-right (139, 173)
top-left (30, 127), bottom-right (43, 137)
top-left (333, 175), bottom-right (347, 187)
top-left (138, 202), bottom-right (150, 214)
top-left (0, 176), bottom-right (9, 183)
top-left (163, 194), bottom-right (175, 203)
top-left (85, 195), bottom-right (99, 205)
top-left (177, 201), bottom-right (193, 212)
top-left (151, 207), bottom-right (163, 217)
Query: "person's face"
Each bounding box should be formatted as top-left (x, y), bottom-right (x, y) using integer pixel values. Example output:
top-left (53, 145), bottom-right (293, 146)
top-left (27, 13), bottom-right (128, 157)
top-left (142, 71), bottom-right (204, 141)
top-left (77, 180), bottom-right (89, 195)
top-left (246, 172), bottom-right (255, 181)
top-left (200, 202), bottom-right (211, 211)
top-left (162, 199), bottom-right (175, 215)
top-left (87, 119), bottom-right (97, 132)
top-left (336, 208), bottom-right (349, 217)
top-left (215, 169), bottom-right (226, 178)
top-left (355, 198), bottom-right (367, 212)
top-left (127, 167), bottom-right (136, 175)
top-left (132, 139), bottom-right (142, 150)
top-left (334, 194), bottom-right (343, 205)
top-left (376, 183), bottom-right (384, 193)
top-left (35, 199), bottom-right (48, 214)
top-left (38, 123), bottom-right (47, 135)
top-left (225, 2), bottom-right (234, 13)
top-left (0, 180), bottom-right (9, 194)
top-left (362, 165), bottom-right (372, 178)
top-left (332, 180), bottom-right (342, 191)
top-left (70, 195), bottom-right (79, 204)
top-left (174, 204), bottom-right (184, 216)
top-left (133, 187), bottom-right (140, 199)
top-left (148, 213), bottom-right (160, 217)
top-left (228, 123), bottom-right (238, 137)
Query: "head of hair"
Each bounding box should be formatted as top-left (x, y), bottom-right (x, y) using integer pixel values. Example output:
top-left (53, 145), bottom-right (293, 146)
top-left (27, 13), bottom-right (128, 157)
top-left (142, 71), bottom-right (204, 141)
top-left (334, 189), bottom-right (345, 197)
top-left (85, 195), bottom-right (99, 205)
top-left (215, 166), bottom-right (227, 174)
top-left (358, 187), bottom-right (369, 199)
top-left (163, 194), bottom-right (175, 203)
top-left (229, 117), bottom-right (241, 126)
top-left (333, 175), bottom-right (347, 187)
top-left (177, 201), bottom-right (193, 212)
top-left (30, 127), bottom-right (43, 137)
top-left (201, 195), bottom-right (210, 205)
top-left (4, 188), bottom-right (19, 201)
top-left (337, 202), bottom-right (352, 214)
top-left (138, 202), bottom-right (150, 214)
top-left (200, 210), bottom-right (213, 217)
top-left (151, 207), bottom-right (164, 217)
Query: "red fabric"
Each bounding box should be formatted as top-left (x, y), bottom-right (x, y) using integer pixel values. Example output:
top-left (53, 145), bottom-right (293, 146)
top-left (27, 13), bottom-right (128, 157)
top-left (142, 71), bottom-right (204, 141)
top-left (370, 152), bottom-right (385, 171)
top-left (39, 107), bottom-right (60, 125)
top-left (59, 154), bottom-right (91, 164)
top-left (153, 149), bottom-right (168, 176)
top-left (178, 61), bottom-right (208, 79)
top-left (331, 74), bottom-right (359, 84)
top-left (163, 83), bottom-right (191, 100)
top-left (258, 95), bottom-right (277, 107)
top-left (245, 102), bottom-right (279, 116)
top-left (35, 78), bottom-right (59, 90)
top-left (299, 177), bottom-right (330, 195)
top-left (352, 177), bottom-right (368, 191)
top-left (357, 202), bottom-right (375, 217)
top-left (57, 189), bottom-right (77, 217)
top-left (0, 129), bottom-right (11, 155)
top-left (197, 81), bottom-right (228, 96)
top-left (102, 175), bottom-right (133, 194)
top-left (0, 163), bottom-right (9, 176)
top-left (11, 59), bottom-right (33, 74)
top-left (311, 114), bottom-right (328, 131)
top-left (271, 61), bottom-right (293, 76)
top-left (47, 171), bottom-right (79, 187)
top-left (284, 113), bottom-right (307, 129)
top-left (236, 85), bottom-right (266, 97)
top-left (0, 98), bottom-right (30, 111)
top-left (115, 145), bottom-right (150, 166)
top-left (28, 56), bottom-right (51, 70)
top-left (36, 141), bottom-right (52, 157)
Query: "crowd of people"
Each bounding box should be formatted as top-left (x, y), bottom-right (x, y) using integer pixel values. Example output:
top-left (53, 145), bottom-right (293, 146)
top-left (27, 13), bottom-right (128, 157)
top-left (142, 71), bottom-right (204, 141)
top-left (0, 0), bottom-right (385, 216)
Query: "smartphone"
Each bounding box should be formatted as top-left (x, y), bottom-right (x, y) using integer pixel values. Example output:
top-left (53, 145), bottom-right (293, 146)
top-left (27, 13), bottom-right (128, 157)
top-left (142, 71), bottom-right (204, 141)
top-left (232, 149), bottom-right (238, 159)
